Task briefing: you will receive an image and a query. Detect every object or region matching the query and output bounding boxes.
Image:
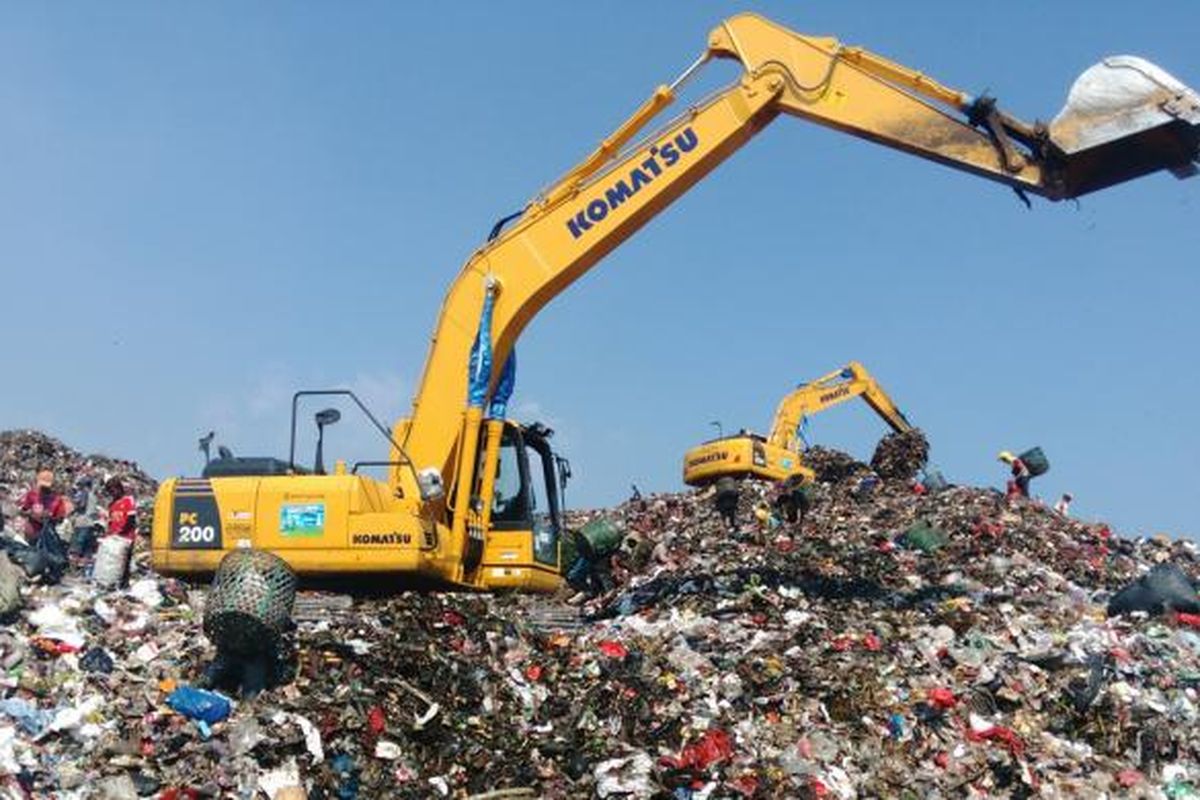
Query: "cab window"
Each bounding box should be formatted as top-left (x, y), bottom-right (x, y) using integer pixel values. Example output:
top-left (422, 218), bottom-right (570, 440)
top-left (490, 427), bottom-right (528, 526)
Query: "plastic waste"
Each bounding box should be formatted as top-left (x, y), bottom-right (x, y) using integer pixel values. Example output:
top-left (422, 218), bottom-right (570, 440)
top-left (331, 753), bottom-right (360, 800)
top-left (1109, 564), bottom-right (1200, 617)
top-left (93, 773), bottom-right (138, 800)
top-left (79, 646), bottom-right (115, 674)
top-left (0, 555), bottom-right (22, 620)
top-left (93, 536), bottom-right (131, 588)
top-left (594, 751), bottom-right (654, 799)
top-left (897, 520), bottom-right (948, 553)
top-left (166, 686), bottom-right (232, 724)
top-left (258, 759), bottom-right (302, 800)
top-left (0, 698), bottom-right (50, 736)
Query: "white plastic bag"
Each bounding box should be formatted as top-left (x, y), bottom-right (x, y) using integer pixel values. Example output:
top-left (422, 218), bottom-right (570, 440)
top-left (94, 536), bottom-right (131, 588)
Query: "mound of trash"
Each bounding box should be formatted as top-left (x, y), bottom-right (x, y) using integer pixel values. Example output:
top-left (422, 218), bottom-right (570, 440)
top-left (0, 430), bottom-right (157, 524)
top-left (3, 431), bottom-right (1200, 798)
top-left (870, 428), bottom-right (929, 482)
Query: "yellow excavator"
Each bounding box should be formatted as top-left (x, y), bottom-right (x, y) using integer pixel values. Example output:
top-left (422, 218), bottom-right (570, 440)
top-left (682, 362), bottom-right (911, 486)
top-left (152, 13), bottom-right (1199, 589)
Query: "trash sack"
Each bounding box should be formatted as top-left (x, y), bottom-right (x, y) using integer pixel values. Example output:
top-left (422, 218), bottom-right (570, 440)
top-left (79, 647), bottom-right (115, 674)
top-left (166, 686), bottom-right (232, 724)
top-left (1108, 563), bottom-right (1200, 617)
top-left (30, 521), bottom-right (68, 583)
top-left (68, 524), bottom-right (99, 558)
top-left (580, 518), bottom-right (624, 558)
top-left (1019, 447), bottom-right (1050, 477)
top-left (0, 555), bottom-right (22, 620)
top-left (897, 520), bottom-right (949, 553)
top-left (93, 536), bottom-right (132, 588)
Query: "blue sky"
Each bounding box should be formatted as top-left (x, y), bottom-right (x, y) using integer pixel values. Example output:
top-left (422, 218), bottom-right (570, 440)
top-left (1, 2), bottom-right (1196, 536)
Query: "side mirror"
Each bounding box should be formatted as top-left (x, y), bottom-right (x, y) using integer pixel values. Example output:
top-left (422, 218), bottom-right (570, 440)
top-left (314, 408), bottom-right (342, 475)
top-left (198, 431), bottom-right (215, 465)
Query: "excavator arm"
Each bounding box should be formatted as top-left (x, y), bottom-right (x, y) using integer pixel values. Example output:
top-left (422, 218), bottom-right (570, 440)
top-left (767, 362), bottom-right (911, 455)
top-left (396, 12), bottom-right (1198, 508)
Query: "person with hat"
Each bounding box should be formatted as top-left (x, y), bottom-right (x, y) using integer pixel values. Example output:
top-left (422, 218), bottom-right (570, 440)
top-left (17, 467), bottom-right (70, 544)
top-left (998, 451), bottom-right (1032, 500)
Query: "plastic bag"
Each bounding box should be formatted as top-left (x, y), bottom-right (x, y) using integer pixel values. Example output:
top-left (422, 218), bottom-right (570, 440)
top-left (31, 521), bottom-right (67, 583)
top-left (167, 686), bottom-right (232, 723)
top-left (94, 536), bottom-right (132, 588)
top-left (0, 555), bottom-right (22, 619)
top-left (1108, 564), bottom-right (1200, 617)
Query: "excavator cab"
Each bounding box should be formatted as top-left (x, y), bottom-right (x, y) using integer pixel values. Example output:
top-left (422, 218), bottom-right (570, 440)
top-left (465, 420), bottom-right (566, 590)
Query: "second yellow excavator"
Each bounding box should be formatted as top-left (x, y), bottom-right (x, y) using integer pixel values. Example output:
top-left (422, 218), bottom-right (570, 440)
top-left (683, 362), bottom-right (912, 486)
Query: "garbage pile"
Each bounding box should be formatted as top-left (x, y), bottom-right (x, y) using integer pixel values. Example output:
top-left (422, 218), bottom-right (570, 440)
top-left (0, 430), bottom-right (157, 537)
top-left (5, 431), bottom-right (1200, 798)
top-left (870, 429), bottom-right (929, 482)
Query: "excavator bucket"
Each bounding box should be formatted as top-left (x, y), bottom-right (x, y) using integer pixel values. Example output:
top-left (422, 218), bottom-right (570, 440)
top-left (1049, 56), bottom-right (1200, 197)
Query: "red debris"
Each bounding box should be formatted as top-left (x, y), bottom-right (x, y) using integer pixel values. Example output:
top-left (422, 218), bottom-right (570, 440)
top-left (1177, 612), bottom-right (1200, 629)
top-left (524, 664), bottom-right (543, 682)
top-left (862, 633), bottom-right (883, 652)
top-left (366, 705), bottom-right (386, 735)
top-left (661, 728), bottom-right (734, 771)
top-left (1117, 769), bottom-right (1143, 788)
top-left (730, 774), bottom-right (759, 796)
top-left (929, 687), bottom-right (957, 711)
top-left (598, 640), bottom-right (629, 659)
top-left (966, 723), bottom-right (1025, 758)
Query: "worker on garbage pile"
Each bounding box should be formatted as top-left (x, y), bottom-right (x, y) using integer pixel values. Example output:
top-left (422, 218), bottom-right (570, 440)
top-left (67, 476), bottom-right (103, 558)
top-left (1054, 492), bottom-right (1074, 517)
top-left (998, 451), bottom-right (1032, 500)
top-left (103, 477), bottom-right (137, 542)
top-left (713, 476), bottom-right (740, 531)
top-left (100, 477), bottom-right (138, 584)
top-left (565, 528), bottom-right (616, 602)
top-left (773, 475), bottom-right (813, 528)
top-left (17, 467), bottom-right (70, 544)
top-left (622, 531), bottom-right (656, 573)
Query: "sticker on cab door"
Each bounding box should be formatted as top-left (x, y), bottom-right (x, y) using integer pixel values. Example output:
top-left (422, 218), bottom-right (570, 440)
top-left (280, 503), bottom-right (325, 537)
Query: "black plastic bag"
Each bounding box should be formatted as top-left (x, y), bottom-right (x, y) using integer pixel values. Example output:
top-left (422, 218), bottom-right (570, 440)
top-left (30, 521), bottom-right (67, 584)
top-left (79, 647), bottom-right (115, 674)
top-left (1107, 563), bottom-right (1200, 617)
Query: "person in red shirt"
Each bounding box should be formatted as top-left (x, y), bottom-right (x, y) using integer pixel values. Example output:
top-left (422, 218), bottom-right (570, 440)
top-left (18, 467), bottom-right (70, 543)
top-left (998, 451), bottom-right (1031, 500)
top-left (103, 477), bottom-right (138, 541)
